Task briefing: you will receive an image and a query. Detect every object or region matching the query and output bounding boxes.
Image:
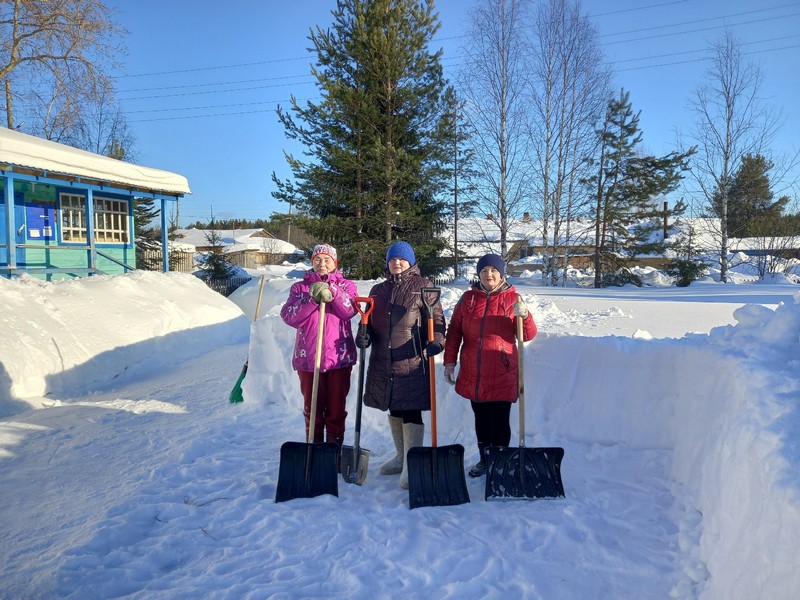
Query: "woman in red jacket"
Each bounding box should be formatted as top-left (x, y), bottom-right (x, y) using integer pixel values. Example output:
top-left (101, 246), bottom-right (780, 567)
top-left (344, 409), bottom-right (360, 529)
top-left (443, 253), bottom-right (537, 477)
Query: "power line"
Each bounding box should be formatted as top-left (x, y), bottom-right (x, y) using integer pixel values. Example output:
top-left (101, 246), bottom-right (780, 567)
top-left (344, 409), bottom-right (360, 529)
top-left (118, 5), bottom-right (798, 122)
top-left (601, 11), bottom-right (800, 46)
top-left (115, 3), bottom-right (790, 81)
top-left (597, 3), bottom-right (799, 38)
top-left (609, 33), bottom-right (800, 66)
top-left (118, 74), bottom-right (311, 95)
top-left (114, 55), bottom-right (312, 79)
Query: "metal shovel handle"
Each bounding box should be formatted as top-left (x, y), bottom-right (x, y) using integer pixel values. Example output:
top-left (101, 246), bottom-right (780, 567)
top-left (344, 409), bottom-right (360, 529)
top-left (421, 287), bottom-right (441, 447)
top-left (352, 296), bottom-right (374, 442)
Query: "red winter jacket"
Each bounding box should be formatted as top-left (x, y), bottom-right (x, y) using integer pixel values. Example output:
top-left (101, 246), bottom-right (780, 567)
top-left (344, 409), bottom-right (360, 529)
top-left (443, 281), bottom-right (536, 403)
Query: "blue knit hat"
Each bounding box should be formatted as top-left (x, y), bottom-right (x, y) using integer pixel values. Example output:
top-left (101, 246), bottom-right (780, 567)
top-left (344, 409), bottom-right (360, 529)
top-left (477, 253), bottom-right (505, 278)
top-left (386, 241), bottom-right (416, 266)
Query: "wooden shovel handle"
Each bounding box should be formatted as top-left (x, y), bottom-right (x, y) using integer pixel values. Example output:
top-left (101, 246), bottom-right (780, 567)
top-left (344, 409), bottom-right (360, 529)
top-left (517, 313), bottom-right (525, 447)
top-left (308, 301), bottom-right (326, 443)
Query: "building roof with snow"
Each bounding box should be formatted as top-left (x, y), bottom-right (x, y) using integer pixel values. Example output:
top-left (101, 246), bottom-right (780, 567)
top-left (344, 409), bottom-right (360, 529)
top-left (172, 228), bottom-right (299, 255)
top-left (0, 126), bottom-right (190, 196)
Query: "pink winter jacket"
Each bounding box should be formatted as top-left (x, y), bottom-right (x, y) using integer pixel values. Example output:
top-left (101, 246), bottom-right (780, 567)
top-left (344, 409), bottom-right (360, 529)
top-left (280, 269), bottom-right (358, 373)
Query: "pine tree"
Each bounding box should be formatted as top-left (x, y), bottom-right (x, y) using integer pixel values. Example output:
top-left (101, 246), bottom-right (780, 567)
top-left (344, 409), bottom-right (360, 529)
top-left (724, 154), bottom-right (788, 238)
top-left (271, 0), bottom-right (460, 278)
top-left (200, 221), bottom-right (235, 279)
top-left (134, 197), bottom-right (161, 269)
top-left (587, 89), bottom-right (694, 287)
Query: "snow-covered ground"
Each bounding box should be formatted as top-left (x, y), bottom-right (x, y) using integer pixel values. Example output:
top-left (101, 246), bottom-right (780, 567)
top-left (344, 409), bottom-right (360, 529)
top-left (1, 267), bottom-right (798, 599)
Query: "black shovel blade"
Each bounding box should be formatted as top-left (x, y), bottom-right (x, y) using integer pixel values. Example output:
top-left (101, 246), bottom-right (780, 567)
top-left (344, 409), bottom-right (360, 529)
top-left (484, 446), bottom-right (565, 500)
top-left (275, 441), bottom-right (339, 503)
top-left (407, 445), bottom-right (470, 509)
top-left (339, 446), bottom-right (370, 485)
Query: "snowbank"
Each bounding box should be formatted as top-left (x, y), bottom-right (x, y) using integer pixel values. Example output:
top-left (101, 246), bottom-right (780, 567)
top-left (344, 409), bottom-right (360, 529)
top-left (242, 282), bottom-right (800, 599)
top-left (0, 271), bottom-right (249, 413)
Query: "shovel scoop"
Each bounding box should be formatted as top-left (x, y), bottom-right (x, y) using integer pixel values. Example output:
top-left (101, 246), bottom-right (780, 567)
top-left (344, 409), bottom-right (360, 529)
top-left (340, 297), bottom-right (374, 485)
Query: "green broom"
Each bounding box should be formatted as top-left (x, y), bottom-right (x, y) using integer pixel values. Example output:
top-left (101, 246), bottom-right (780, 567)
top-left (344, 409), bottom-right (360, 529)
top-left (229, 275), bottom-right (266, 403)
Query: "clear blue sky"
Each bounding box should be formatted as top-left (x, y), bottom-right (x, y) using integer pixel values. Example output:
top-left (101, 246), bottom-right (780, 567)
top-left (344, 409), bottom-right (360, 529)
top-left (107, 0), bottom-right (799, 226)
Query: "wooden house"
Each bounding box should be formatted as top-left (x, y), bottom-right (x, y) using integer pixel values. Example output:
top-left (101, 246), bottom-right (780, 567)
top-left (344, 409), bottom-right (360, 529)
top-left (172, 227), bottom-right (302, 269)
top-left (1, 127), bottom-right (190, 279)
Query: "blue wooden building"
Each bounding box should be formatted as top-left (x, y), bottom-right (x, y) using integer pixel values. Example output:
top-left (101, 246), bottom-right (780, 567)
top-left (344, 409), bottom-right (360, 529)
top-left (1, 127), bottom-right (190, 279)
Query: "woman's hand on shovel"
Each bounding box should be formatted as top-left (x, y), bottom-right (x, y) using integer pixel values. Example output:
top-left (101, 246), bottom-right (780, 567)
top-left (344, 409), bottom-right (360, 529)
top-left (310, 282), bottom-right (333, 303)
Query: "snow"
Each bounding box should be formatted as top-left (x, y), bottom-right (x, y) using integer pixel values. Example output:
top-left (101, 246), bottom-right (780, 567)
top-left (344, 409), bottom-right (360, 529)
top-left (172, 228), bottom-right (299, 255)
top-left (1, 267), bottom-right (799, 599)
top-left (0, 126), bottom-right (190, 195)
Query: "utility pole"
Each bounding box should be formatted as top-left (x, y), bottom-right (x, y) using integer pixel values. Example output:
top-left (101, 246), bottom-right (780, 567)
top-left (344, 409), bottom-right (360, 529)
top-left (453, 123), bottom-right (459, 279)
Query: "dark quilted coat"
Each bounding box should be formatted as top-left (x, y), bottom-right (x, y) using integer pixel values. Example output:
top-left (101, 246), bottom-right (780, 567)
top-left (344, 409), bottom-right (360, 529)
top-left (362, 265), bottom-right (446, 412)
top-left (443, 281), bottom-right (536, 403)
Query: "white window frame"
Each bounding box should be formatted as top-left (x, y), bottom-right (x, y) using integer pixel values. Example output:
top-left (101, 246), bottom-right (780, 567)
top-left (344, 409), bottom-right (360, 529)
top-left (60, 193), bottom-right (130, 244)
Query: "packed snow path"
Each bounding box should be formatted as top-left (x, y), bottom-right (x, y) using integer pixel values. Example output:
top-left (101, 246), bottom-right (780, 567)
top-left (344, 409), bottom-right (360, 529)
top-left (2, 343), bottom-right (683, 599)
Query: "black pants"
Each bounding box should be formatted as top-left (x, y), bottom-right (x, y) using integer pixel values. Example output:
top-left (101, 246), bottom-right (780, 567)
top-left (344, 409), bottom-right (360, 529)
top-left (470, 401), bottom-right (512, 447)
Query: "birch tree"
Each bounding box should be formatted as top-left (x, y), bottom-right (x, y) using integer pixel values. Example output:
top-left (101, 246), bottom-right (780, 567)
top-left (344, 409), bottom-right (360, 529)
top-left (528, 0), bottom-right (609, 285)
top-left (0, 0), bottom-right (122, 133)
top-left (687, 31), bottom-right (780, 282)
top-left (457, 0), bottom-right (531, 261)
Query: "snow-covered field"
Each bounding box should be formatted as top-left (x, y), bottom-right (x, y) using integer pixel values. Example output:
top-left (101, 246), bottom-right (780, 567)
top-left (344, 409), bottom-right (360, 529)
top-left (1, 267), bottom-right (798, 599)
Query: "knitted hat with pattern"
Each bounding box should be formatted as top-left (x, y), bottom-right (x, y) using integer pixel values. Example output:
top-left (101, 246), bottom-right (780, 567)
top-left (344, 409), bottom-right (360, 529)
top-left (311, 243), bottom-right (337, 264)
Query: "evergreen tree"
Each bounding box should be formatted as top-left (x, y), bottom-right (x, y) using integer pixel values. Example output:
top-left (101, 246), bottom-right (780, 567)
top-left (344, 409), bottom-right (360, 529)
top-left (271, 0), bottom-right (460, 278)
top-left (134, 197), bottom-right (161, 270)
top-left (199, 221), bottom-right (235, 279)
top-left (724, 154), bottom-right (789, 238)
top-left (586, 89), bottom-right (694, 287)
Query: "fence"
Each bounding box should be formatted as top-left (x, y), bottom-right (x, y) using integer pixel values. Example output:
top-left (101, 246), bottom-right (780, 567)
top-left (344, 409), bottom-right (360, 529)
top-left (430, 273), bottom-right (479, 287)
top-left (138, 250), bottom-right (195, 272)
top-left (200, 276), bottom-right (253, 297)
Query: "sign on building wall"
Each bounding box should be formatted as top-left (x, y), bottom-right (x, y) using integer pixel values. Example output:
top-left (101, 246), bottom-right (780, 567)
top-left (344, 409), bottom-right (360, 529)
top-left (25, 202), bottom-right (55, 241)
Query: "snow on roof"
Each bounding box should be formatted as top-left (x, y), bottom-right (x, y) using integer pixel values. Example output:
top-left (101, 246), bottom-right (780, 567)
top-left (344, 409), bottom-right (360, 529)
top-left (0, 126), bottom-right (190, 196)
top-left (172, 228), bottom-right (298, 254)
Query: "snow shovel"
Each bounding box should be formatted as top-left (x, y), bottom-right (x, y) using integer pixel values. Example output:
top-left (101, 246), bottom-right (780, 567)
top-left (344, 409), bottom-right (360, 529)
top-left (275, 299), bottom-right (339, 503)
top-left (229, 274), bottom-right (266, 403)
top-left (407, 287), bottom-right (470, 509)
top-left (340, 296), bottom-right (374, 485)
top-left (484, 314), bottom-right (565, 501)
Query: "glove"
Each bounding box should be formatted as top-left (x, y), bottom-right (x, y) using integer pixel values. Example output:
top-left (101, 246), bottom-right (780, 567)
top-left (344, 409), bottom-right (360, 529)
top-left (310, 281), bottom-right (333, 303)
top-left (355, 331), bottom-right (371, 349)
top-left (424, 342), bottom-right (443, 359)
top-left (444, 364), bottom-right (456, 386)
top-left (514, 299), bottom-right (528, 318)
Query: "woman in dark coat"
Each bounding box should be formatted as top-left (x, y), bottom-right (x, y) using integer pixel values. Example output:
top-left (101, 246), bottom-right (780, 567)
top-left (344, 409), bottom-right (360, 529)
top-left (357, 241), bottom-right (446, 489)
top-left (443, 253), bottom-right (536, 477)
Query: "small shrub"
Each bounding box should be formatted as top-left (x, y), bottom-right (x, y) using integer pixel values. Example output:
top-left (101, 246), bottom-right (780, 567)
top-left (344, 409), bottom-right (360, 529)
top-left (601, 268), bottom-right (642, 288)
top-left (667, 258), bottom-right (708, 287)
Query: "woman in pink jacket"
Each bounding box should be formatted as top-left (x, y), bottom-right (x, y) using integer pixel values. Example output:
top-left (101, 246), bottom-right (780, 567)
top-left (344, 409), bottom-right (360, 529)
top-left (280, 244), bottom-right (358, 447)
top-left (443, 253), bottom-right (536, 477)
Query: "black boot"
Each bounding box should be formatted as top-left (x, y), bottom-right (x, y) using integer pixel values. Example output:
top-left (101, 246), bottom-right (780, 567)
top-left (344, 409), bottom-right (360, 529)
top-left (468, 443), bottom-right (488, 478)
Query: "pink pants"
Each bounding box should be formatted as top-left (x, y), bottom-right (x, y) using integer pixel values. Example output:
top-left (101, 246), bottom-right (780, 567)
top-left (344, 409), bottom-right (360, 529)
top-left (297, 367), bottom-right (352, 445)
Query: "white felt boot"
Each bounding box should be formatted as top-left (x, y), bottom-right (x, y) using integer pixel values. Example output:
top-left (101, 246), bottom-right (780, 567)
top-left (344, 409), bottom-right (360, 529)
top-left (379, 416), bottom-right (405, 475)
top-left (399, 422), bottom-right (424, 489)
